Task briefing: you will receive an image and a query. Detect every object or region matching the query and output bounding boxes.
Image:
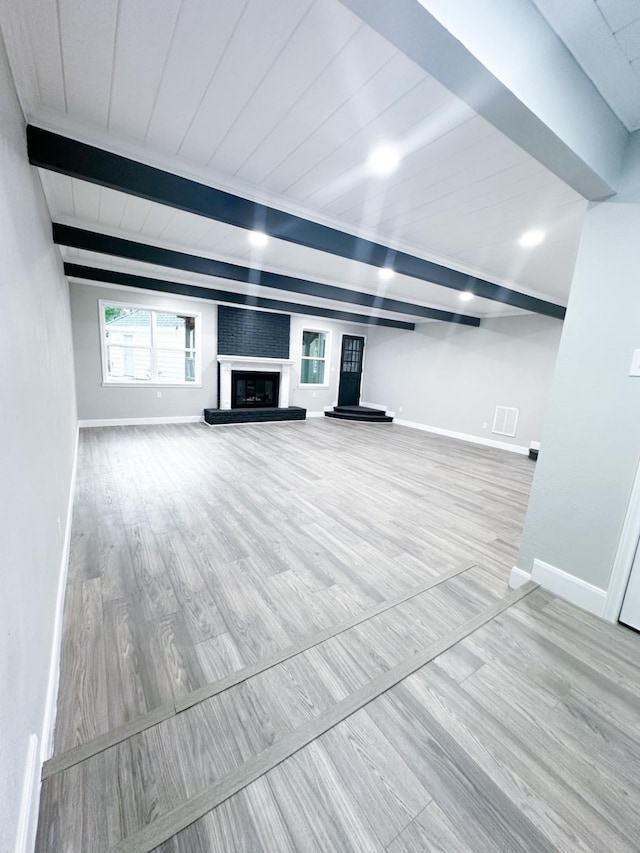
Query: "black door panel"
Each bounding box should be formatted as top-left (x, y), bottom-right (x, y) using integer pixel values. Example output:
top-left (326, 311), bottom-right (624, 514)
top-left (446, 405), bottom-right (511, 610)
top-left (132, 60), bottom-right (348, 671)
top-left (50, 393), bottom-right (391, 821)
top-left (337, 335), bottom-right (365, 406)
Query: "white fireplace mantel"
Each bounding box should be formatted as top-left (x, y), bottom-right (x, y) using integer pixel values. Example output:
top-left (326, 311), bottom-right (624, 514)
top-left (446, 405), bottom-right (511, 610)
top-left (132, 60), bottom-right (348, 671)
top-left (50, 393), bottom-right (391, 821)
top-left (216, 355), bottom-right (295, 410)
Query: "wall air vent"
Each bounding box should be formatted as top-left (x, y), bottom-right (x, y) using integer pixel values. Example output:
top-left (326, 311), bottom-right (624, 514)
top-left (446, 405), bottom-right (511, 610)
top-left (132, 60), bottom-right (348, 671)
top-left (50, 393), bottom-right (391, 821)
top-left (492, 406), bottom-right (519, 437)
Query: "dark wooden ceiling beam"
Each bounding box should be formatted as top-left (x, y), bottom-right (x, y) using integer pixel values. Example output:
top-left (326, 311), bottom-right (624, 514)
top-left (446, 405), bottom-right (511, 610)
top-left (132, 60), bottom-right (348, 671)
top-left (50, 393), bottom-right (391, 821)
top-left (53, 224), bottom-right (481, 326)
top-left (64, 263), bottom-right (416, 330)
top-left (29, 126), bottom-right (565, 320)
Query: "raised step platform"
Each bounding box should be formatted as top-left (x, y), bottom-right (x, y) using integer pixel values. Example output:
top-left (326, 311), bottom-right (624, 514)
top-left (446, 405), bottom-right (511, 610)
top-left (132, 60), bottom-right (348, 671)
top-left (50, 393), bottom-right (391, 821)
top-left (325, 405), bottom-right (393, 423)
top-left (204, 406), bottom-right (306, 425)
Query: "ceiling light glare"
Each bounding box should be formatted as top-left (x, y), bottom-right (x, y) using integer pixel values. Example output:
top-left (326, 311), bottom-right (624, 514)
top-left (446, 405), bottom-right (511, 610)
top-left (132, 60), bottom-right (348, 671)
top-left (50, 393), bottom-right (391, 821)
top-left (518, 229), bottom-right (545, 248)
top-left (249, 231), bottom-right (269, 248)
top-left (367, 143), bottom-right (401, 176)
top-left (459, 291), bottom-right (474, 302)
top-left (378, 267), bottom-right (394, 281)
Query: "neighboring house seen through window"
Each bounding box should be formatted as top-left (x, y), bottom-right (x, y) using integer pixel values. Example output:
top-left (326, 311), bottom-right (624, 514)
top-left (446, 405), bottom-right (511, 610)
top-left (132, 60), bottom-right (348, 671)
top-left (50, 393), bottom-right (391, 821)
top-left (300, 329), bottom-right (328, 385)
top-left (100, 300), bottom-right (200, 385)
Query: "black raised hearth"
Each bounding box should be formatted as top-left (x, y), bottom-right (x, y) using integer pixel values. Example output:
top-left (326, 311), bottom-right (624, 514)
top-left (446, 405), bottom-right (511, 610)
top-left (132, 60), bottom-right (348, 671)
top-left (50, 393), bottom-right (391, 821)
top-left (232, 371), bottom-right (280, 409)
top-left (204, 406), bottom-right (306, 425)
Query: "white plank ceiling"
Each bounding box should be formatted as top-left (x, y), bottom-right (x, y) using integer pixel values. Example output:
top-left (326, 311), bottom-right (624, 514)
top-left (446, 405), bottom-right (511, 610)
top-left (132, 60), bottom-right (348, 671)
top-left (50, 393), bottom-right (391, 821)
top-left (1, 0), bottom-right (592, 321)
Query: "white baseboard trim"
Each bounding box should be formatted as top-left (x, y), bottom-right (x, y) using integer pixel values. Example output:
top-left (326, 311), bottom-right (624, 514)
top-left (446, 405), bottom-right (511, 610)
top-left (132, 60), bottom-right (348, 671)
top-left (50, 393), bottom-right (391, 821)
top-left (508, 566), bottom-right (532, 589)
top-left (14, 733), bottom-right (39, 853)
top-left (393, 419), bottom-right (529, 455)
top-left (41, 424), bottom-right (79, 767)
top-left (79, 415), bottom-right (204, 427)
top-left (531, 558), bottom-right (607, 617)
top-left (306, 411), bottom-right (325, 418)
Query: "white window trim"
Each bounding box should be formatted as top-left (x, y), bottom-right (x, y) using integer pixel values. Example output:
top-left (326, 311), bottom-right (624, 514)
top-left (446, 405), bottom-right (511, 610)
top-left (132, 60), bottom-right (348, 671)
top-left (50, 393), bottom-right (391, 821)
top-left (299, 327), bottom-right (331, 388)
top-left (99, 298), bottom-right (203, 387)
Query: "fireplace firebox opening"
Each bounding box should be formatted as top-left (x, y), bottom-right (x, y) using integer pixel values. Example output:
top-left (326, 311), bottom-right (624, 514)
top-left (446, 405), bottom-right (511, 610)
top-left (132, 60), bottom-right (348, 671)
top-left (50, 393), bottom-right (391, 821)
top-left (231, 371), bottom-right (280, 408)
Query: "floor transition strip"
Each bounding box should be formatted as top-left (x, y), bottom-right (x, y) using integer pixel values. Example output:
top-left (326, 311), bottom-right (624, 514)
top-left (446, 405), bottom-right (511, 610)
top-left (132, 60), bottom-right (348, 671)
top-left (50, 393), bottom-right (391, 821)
top-left (43, 560), bottom-right (476, 780)
top-left (112, 581), bottom-right (538, 853)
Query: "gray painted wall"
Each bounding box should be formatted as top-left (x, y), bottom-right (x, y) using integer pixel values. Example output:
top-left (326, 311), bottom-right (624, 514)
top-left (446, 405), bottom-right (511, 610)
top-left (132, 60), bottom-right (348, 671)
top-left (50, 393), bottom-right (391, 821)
top-left (518, 134), bottom-right (640, 591)
top-left (70, 283), bottom-right (218, 420)
top-left (70, 283), bottom-right (368, 419)
top-left (289, 315), bottom-right (367, 413)
top-left (0, 34), bottom-right (77, 853)
top-left (360, 314), bottom-right (563, 449)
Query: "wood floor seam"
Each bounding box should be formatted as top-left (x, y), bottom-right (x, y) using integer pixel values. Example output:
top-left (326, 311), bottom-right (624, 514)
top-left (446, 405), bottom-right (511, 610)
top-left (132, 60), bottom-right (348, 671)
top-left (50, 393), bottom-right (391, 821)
top-left (42, 559), bottom-right (476, 781)
top-left (110, 581), bottom-right (538, 853)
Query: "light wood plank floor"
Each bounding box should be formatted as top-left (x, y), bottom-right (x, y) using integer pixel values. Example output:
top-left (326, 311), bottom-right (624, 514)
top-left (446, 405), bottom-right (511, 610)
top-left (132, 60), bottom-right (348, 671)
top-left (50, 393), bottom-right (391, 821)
top-left (54, 419), bottom-right (533, 754)
top-left (36, 420), bottom-right (640, 851)
top-left (148, 589), bottom-right (640, 853)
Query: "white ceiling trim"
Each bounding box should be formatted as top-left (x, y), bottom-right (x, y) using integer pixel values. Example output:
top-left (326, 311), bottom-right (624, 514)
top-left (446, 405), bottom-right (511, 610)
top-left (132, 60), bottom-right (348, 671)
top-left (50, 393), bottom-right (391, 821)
top-left (68, 277), bottom-right (424, 326)
top-left (68, 276), bottom-right (392, 324)
top-left (63, 267), bottom-right (432, 326)
top-left (65, 262), bottom-right (527, 322)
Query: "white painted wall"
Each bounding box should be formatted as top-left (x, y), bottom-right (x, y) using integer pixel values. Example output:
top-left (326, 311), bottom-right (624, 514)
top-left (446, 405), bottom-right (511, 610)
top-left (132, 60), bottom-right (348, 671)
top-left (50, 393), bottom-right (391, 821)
top-left (0, 32), bottom-right (77, 853)
top-left (70, 283), bottom-right (218, 422)
top-left (517, 133), bottom-right (640, 597)
top-left (360, 313), bottom-right (562, 449)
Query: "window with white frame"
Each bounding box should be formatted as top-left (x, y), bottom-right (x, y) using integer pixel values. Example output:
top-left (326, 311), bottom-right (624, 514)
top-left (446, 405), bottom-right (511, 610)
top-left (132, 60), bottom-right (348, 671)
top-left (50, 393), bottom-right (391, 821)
top-left (300, 329), bottom-right (329, 385)
top-left (100, 300), bottom-right (200, 385)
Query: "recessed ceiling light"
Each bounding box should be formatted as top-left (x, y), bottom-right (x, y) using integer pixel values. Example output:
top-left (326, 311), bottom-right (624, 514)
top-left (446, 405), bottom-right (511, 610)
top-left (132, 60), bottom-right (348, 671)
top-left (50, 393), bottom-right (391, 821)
top-left (518, 229), bottom-right (545, 248)
top-left (459, 291), bottom-right (474, 302)
top-left (367, 143), bottom-right (401, 176)
top-left (248, 231), bottom-right (269, 248)
top-left (378, 267), bottom-right (394, 281)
